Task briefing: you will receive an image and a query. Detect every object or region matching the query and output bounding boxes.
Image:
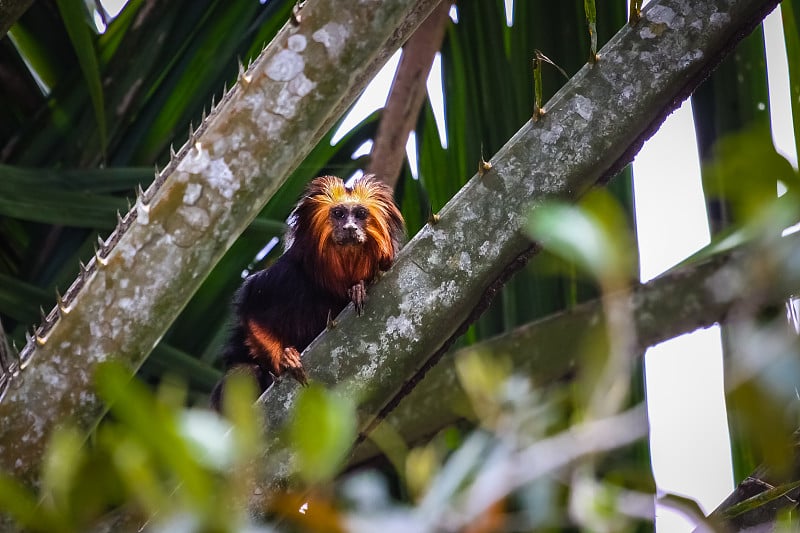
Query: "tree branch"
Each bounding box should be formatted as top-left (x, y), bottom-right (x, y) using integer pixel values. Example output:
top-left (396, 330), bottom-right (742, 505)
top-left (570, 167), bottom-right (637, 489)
top-left (349, 231), bottom-right (800, 464)
top-left (0, 0), bottom-right (442, 489)
top-left (366, 0), bottom-right (451, 186)
top-left (256, 0), bottom-right (781, 492)
top-left (705, 461), bottom-right (800, 532)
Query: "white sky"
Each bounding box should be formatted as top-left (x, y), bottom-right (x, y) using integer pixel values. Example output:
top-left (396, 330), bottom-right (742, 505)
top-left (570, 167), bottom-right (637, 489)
top-left (633, 4), bottom-right (797, 532)
top-left (632, 92), bottom-right (728, 533)
top-left (764, 7), bottom-right (798, 169)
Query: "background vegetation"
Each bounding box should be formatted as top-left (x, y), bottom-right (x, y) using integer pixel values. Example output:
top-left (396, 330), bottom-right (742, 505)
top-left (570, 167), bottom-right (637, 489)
top-left (0, 0), bottom-right (798, 531)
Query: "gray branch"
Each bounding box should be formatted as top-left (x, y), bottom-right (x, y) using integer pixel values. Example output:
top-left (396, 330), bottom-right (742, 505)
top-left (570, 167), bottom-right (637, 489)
top-left (0, 0), bottom-right (441, 488)
top-left (350, 231), bottom-right (800, 465)
top-left (256, 0), bottom-right (781, 490)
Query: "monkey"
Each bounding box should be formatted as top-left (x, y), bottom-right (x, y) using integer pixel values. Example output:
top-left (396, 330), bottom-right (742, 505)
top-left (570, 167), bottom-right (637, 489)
top-left (210, 174), bottom-right (405, 411)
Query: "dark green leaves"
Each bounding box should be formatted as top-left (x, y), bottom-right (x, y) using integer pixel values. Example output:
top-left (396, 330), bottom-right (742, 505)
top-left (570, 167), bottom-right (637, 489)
top-left (55, 0), bottom-right (107, 155)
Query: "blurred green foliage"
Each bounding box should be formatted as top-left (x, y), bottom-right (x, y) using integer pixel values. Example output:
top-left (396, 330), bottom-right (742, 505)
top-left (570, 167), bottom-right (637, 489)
top-left (290, 385), bottom-right (357, 485)
top-left (527, 190), bottom-right (636, 289)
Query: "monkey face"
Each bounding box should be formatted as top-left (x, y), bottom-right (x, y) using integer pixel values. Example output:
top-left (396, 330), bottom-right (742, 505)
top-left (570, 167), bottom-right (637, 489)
top-left (329, 204), bottom-right (369, 245)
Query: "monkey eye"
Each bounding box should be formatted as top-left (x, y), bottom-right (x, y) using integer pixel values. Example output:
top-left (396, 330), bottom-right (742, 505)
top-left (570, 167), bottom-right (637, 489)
top-left (354, 207), bottom-right (368, 220)
top-left (331, 207), bottom-right (345, 219)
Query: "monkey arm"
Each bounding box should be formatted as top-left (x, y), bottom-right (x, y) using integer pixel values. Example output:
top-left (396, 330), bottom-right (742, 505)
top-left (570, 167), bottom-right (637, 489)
top-left (232, 257), bottom-right (342, 387)
top-left (244, 319), bottom-right (308, 385)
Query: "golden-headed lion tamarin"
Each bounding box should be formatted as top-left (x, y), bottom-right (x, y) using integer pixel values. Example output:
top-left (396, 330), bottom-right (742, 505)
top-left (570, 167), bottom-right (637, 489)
top-left (211, 175), bottom-right (405, 410)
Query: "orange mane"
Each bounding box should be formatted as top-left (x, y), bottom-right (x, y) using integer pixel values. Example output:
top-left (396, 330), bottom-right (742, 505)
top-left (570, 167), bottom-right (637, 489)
top-left (286, 175), bottom-right (404, 299)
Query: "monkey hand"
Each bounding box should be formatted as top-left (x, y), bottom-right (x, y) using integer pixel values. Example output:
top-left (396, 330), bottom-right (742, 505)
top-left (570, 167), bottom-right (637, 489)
top-left (348, 280), bottom-right (367, 315)
top-left (280, 346), bottom-right (308, 386)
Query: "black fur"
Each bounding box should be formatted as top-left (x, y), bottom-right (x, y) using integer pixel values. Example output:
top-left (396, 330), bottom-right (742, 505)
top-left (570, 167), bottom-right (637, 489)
top-left (209, 254), bottom-right (348, 410)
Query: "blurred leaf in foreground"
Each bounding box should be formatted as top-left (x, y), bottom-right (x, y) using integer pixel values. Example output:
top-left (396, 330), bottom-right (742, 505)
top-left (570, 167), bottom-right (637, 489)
top-left (289, 384), bottom-right (357, 485)
top-left (526, 190), bottom-right (636, 289)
